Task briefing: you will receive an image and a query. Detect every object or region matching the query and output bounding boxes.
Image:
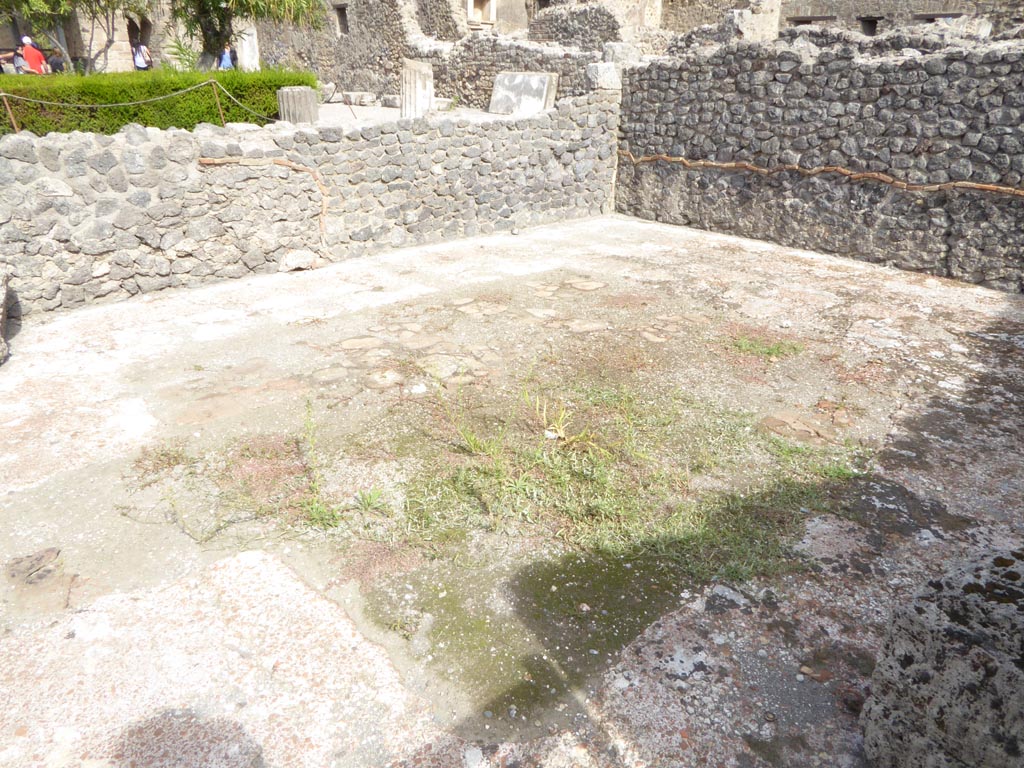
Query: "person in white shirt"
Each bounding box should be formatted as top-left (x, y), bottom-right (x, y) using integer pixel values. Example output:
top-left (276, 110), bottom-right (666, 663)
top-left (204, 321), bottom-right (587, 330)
top-left (133, 42), bottom-right (152, 70)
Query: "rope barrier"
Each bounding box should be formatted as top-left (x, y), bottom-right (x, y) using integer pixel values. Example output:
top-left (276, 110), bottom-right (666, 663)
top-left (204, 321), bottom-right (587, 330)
top-left (0, 79), bottom-right (277, 131)
top-left (619, 149), bottom-right (1024, 200)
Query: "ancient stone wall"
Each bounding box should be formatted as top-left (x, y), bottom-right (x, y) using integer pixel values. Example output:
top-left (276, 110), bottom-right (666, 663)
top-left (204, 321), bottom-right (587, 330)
top-left (256, 0), bottom-right (415, 95)
top-left (981, 1), bottom-right (1024, 34)
top-left (431, 34), bottom-right (602, 108)
top-left (528, 4), bottom-right (622, 49)
top-left (661, 0), bottom-right (1021, 34)
top-left (0, 91), bottom-right (619, 317)
top-left (661, 0), bottom-right (749, 33)
top-left (616, 29), bottom-right (1024, 292)
top-left (781, 0), bottom-right (1022, 34)
top-left (416, 0), bottom-right (466, 41)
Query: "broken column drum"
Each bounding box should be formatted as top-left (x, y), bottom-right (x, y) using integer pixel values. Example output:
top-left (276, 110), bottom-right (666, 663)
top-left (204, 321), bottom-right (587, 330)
top-left (277, 86), bottom-right (319, 124)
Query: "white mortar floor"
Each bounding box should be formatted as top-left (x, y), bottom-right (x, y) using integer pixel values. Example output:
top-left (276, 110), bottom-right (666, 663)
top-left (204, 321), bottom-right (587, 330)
top-left (1, 216), bottom-right (1022, 767)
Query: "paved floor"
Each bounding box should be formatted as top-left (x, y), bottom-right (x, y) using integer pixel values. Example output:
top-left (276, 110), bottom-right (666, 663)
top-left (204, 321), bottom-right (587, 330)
top-left (1, 216), bottom-right (1022, 767)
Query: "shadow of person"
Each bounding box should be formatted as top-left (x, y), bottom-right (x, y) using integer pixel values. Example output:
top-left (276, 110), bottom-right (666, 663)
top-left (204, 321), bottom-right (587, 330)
top-left (112, 709), bottom-right (265, 768)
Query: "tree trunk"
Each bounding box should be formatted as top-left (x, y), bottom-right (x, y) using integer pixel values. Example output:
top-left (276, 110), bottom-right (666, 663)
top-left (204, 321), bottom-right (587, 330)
top-left (196, 7), bottom-right (233, 61)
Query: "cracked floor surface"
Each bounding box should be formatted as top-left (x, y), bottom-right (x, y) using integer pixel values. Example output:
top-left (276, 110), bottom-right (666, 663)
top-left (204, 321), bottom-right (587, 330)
top-left (1, 215), bottom-right (1022, 767)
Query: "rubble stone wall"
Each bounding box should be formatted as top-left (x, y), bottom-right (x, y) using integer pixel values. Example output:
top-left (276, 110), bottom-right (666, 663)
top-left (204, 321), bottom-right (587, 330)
top-left (616, 29), bottom-right (1024, 292)
top-left (661, 0), bottom-right (1021, 34)
top-left (0, 91), bottom-right (619, 317)
top-left (782, 0), bottom-right (977, 33)
top-left (431, 34), bottom-right (602, 108)
top-left (416, 0), bottom-right (466, 40)
top-left (256, 0), bottom-right (414, 95)
top-left (528, 4), bottom-right (622, 49)
top-left (661, 0), bottom-right (749, 33)
top-left (982, 1), bottom-right (1024, 34)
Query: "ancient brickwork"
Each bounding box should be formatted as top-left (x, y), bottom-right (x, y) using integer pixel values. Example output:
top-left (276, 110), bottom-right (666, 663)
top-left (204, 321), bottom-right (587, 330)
top-left (0, 92), bottom-right (619, 316)
top-left (617, 29), bottom-right (1024, 291)
top-left (432, 35), bottom-right (602, 108)
top-left (861, 550), bottom-right (1024, 768)
top-left (528, 4), bottom-right (622, 49)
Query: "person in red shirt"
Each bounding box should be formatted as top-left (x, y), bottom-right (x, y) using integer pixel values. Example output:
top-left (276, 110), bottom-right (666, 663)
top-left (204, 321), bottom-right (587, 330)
top-left (20, 36), bottom-right (49, 74)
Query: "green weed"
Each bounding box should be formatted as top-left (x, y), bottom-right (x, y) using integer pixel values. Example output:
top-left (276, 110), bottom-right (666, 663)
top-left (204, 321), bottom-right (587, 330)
top-left (354, 487), bottom-right (389, 513)
top-left (731, 336), bottom-right (804, 358)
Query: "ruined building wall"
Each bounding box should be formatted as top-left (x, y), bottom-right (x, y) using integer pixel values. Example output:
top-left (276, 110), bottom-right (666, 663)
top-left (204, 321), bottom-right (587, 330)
top-left (661, 0), bottom-right (1021, 34)
top-left (780, 0), bottom-right (1022, 34)
top-left (616, 30), bottom-right (1024, 292)
top-left (980, 1), bottom-right (1024, 33)
top-left (528, 4), bottom-right (622, 49)
top-left (431, 35), bottom-right (602, 108)
top-left (661, 0), bottom-right (750, 33)
top-left (416, 0), bottom-right (467, 41)
top-left (256, 0), bottom-right (598, 100)
top-left (0, 90), bottom-right (619, 316)
top-left (256, 0), bottom-right (415, 94)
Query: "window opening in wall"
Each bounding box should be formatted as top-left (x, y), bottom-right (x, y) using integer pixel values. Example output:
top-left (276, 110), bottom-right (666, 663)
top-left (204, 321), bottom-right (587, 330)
top-left (858, 16), bottom-right (881, 36)
top-left (467, 0), bottom-right (496, 27)
top-left (537, 0), bottom-right (552, 9)
top-left (333, 3), bottom-right (349, 35)
top-left (787, 16), bottom-right (836, 26)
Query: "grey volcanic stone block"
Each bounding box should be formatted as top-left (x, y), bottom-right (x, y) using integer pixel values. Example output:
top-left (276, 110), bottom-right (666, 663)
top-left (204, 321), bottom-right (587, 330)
top-left (861, 549), bottom-right (1024, 768)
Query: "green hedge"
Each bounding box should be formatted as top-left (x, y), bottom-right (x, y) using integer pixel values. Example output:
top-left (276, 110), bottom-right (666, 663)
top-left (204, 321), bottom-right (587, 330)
top-left (0, 69), bottom-right (318, 136)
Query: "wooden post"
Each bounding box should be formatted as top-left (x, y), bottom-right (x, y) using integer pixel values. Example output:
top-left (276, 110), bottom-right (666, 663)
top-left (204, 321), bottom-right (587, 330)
top-left (210, 81), bottom-right (226, 126)
top-left (2, 94), bottom-right (19, 133)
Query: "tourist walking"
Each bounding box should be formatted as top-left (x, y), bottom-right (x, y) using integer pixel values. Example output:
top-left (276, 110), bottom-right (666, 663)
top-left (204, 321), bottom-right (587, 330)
top-left (216, 43), bottom-right (237, 70)
top-left (133, 42), bottom-right (153, 70)
top-left (0, 45), bottom-right (29, 74)
top-left (19, 36), bottom-right (50, 74)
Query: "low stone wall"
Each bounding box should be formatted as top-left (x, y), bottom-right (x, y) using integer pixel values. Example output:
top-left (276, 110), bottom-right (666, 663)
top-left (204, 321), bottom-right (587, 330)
top-left (0, 90), bottom-right (619, 317)
top-left (861, 549), bottom-right (1024, 768)
top-left (616, 29), bottom-right (1024, 291)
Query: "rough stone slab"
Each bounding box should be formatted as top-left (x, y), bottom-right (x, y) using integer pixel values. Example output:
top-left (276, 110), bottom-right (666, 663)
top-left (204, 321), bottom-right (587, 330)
top-left (0, 551), bottom-right (442, 766)
top-left (488, 72), bottom-right (558, 117)
top-left (586, 62), bottom-right (621, 91)
top-left (861, 549), bottom-right (1024, 768)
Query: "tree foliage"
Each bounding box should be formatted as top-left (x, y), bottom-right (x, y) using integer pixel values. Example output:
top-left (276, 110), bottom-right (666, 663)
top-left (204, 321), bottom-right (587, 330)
top-left (0, 0), bottom-right (150, 73)
top-left (168, 0), bottom-right (323, 63)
